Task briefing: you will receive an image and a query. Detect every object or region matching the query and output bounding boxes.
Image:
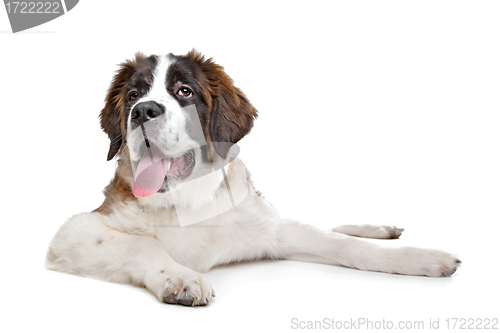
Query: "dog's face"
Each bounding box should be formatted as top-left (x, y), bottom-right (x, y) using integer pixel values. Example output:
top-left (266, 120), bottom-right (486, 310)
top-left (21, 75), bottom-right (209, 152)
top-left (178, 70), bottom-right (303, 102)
top-left (99, 51), bottom-right (257, 198)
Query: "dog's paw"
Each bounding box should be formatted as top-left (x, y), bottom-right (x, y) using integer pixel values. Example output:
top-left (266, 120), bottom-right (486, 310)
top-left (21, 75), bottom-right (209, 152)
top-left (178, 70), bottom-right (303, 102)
top-left (331, 224), bottom-right (404, 239)
top-left (422, 251), bottom-right (461, 277)
top-left (151, 269), bottom-right (215, 306)
top-left (394, 248), bottom-right (461, 277)
top-left (375, 226), bottom-right (405, 239)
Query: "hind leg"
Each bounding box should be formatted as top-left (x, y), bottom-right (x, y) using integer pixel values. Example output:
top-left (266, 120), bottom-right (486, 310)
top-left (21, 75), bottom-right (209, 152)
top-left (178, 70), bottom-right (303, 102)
top-left (332, 224), bottom-right (404, 239)
top-left (274, 220), bottom-right (460, 277)
top-left (46, 212), bottom-right (214, 306)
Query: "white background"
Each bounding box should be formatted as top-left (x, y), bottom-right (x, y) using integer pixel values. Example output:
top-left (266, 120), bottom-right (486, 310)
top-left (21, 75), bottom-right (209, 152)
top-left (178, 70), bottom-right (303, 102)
top-left (1, 1), bottom-right (499, 332)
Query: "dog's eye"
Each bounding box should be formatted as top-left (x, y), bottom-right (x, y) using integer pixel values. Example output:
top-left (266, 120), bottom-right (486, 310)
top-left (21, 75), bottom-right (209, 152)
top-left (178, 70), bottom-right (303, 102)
top-left (128, 91), bottom-right (138, 102)
top-left (177, 87), bottom-right (193, 98)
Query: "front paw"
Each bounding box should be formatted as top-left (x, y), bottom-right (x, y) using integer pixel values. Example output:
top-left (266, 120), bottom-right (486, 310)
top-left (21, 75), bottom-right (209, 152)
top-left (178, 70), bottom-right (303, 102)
top-left (156, 270), bottom-right (215, 306)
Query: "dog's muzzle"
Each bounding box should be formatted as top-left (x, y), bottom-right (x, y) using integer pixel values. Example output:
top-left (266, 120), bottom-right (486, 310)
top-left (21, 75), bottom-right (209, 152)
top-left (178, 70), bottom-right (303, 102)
top-left (131, 101), bottom-right (165, 127)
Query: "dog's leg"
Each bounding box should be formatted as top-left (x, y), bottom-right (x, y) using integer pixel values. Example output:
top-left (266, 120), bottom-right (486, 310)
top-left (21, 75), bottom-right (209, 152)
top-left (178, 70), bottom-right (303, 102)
top-left (275, 220), bottom-right (460, 277)
top-left (331, 224), bottom-right (404, 239)
top-left (46, 212), bottom-right (214, 306)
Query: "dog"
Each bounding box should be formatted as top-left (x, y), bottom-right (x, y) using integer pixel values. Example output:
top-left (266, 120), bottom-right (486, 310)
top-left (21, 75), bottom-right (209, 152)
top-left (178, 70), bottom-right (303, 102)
top-left (46, 50), bottom-right (461, 306)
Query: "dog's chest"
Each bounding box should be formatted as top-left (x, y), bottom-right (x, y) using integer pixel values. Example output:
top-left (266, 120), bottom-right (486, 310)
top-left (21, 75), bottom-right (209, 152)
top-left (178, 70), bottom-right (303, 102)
top-left (151, 197), bottom-right (280, 272)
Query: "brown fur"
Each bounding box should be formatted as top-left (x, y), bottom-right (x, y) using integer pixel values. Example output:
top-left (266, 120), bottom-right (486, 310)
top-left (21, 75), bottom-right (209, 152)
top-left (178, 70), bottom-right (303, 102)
top-left (96, 55), bottom-right (147, 215)
top-left (94, 157), bottom-right (136, 215)
top-left (96, 51), bottom-right (258, 214)
top-left (100, 53), bottom-right (146, 161)
top-left (186, 50), bottom-right (258, 158)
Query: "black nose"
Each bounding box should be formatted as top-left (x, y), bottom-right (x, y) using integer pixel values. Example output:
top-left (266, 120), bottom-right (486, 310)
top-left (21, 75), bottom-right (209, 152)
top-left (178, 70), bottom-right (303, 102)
top-left (131, 101), bottom-right (165, 126)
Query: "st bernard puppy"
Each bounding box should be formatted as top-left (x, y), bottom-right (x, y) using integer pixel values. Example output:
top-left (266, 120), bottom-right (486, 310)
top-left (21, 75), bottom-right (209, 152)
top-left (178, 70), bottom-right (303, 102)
top-left (46, 50), bottom-right (461, 306)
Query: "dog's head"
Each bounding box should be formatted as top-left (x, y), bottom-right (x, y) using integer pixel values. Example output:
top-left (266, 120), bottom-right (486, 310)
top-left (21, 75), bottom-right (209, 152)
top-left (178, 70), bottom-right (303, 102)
top-left (99, 51), bottom-right (257, 198)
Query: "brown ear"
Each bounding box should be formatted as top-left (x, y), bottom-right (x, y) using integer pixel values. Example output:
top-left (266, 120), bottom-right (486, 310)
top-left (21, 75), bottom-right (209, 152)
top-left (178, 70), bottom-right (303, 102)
top-left (187, 50), bottom-right (258, 159)
top-left (99, 54), bottom-right (144, 161)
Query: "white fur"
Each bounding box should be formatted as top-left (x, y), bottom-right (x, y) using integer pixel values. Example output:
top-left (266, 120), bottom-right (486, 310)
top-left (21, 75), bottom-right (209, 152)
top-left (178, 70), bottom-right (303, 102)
top-left (46, 156), bottom-right (460, 305)
top-left (46, 55), bottom-right (460, 306)
top-left (127, 55), bottom-right (197, 161)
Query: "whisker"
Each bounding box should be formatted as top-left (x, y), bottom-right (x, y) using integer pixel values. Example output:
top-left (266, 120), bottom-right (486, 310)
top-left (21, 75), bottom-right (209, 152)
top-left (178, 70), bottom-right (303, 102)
top-left (108, 133), bottom-right (123, 146)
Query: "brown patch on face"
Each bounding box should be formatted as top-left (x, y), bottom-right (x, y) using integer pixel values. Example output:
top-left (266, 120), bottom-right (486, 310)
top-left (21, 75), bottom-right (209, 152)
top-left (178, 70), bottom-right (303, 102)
top-left (99, 53), bottom-right (146, 161)
top-left (184, 50), bottom-right (258, 159)
top-left (96, 54), bottom-right (149, 214)
top-left (96, 51), bottom-right (258, 214)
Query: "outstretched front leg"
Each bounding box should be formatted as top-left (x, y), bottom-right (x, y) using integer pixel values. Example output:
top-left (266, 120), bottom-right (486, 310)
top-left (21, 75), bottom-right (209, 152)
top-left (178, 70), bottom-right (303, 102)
top-left (275, 220), bottom-right (460, 277)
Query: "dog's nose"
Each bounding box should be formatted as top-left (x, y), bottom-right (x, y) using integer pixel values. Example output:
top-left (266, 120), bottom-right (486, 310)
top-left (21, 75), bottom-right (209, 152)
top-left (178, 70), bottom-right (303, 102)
top-left (131, 101), bottom-right (165, 126)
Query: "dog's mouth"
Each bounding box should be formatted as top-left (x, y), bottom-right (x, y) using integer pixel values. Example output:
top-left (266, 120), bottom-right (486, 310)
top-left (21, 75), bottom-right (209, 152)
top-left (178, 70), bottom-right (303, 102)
top-left (132, 147), bottom-right (195, 198)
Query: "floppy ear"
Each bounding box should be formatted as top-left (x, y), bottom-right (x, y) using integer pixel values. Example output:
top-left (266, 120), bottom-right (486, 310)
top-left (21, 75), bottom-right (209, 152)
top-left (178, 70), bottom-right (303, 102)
top-left (187, 50), bottom-right (258, 159)
top-left (99, 54), bottom-right (144, 161)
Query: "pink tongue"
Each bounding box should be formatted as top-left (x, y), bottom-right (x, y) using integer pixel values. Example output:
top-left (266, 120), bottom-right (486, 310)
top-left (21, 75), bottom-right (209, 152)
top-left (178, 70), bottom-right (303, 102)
top-left (133, 147), bottom-right (167, 198)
